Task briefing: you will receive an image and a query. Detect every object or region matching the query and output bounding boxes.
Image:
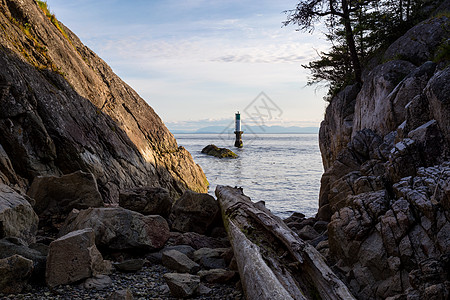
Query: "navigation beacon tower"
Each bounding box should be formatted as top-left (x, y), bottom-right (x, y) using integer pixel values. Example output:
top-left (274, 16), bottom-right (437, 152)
top-left (234, 112), bottom-right (243, 148)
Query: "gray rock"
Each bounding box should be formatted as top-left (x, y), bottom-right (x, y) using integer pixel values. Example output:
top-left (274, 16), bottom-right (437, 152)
top-left (83, 275), bottom-right (112, 290)
top-left (170, 190), bottom-right (220, 235)
top-left (162, 250), bottom-right (200, 274)
top-left (0, 254), bottom-right (33, 294)
top-left (119, 187), bottom-right (173, 218)
top-left (163, 273), bottom-right (200, 298)
top-left (170, 231), bottom-right (230, 250)
top-left (383, 16), bottom-right (449, 65)
top-left (198, 269), bottom-right (235, 283)
top-left (162, 245), bottom-right (196, 258)
top-left (0, 184), bottom-right (38, 244)
top-left (0, 238), bottom-right (46, 282)
top-left (46, 228), bottom-right (109, 287)
top-left (113, 259), bottom-right (144, 273)
top-left (297, 225), bottom-right (320, 241)
top-left (58, 207), bottom-right (170, 251)
top-left (107, 289), bottom-right (134, 300)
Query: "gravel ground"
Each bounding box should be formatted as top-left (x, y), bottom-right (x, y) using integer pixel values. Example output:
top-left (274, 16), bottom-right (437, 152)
top-left (0, 264), bottom-right (243, 300)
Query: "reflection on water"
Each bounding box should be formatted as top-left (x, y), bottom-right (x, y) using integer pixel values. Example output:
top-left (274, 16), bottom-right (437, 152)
top-left (175, 133), bottom-right (324, 219)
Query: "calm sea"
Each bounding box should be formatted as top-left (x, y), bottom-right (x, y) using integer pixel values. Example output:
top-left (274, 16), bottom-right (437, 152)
top-left (175, 133), bottom-right (323, 219)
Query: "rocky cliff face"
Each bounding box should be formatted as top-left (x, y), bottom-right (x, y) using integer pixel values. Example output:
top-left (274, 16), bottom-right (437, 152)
top-left (0, 0), bottom-right (208, 202)
top-left (318, 10), bottom-right (450, 300)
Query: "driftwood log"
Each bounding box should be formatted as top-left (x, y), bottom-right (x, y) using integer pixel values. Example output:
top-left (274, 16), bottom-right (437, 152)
top-left (216, 185), bottom-right (355, 300)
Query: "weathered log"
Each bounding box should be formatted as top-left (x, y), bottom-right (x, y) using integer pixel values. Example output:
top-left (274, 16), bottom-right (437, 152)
top-left (216, 185), bottom-right (355, 300)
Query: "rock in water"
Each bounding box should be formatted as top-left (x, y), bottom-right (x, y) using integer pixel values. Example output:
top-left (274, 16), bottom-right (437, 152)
top-left (170, 191), bottom-right (221, 234)
top-left (0, 184), bottom-right (38, 244)
top-left (119, 187), bottom-right (173, 217)
top-left (201, 145), bottom-right (238, 158)
top-left (0, 254), bottom-right (34, 294)
top-left (46, 228), bottom-right (109, 287)
top-left (59, 207), bottom-right (170, 251)
top-left (0, 0), bottom-right (207, 201)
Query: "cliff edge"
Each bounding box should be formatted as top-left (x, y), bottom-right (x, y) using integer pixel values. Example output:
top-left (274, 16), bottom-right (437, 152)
top-left (318, 8), bottom-right (450, 300)
top-left (0, 0), bottom-right (208, 202)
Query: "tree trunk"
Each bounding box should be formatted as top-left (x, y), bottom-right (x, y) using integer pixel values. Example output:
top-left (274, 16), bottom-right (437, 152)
top-left (341, 0), bottom-right (362, 83)
top-left (216, 185), bottom-right (356, 300)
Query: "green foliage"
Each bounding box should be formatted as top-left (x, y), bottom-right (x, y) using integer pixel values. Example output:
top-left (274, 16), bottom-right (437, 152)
top-left (35, 0), bottom-right (70, 42)
top-left (285, 0), bottom-right (446, 101)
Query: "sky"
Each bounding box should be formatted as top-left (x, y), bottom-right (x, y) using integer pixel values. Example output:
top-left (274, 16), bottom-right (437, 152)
top-left (45, 0), bottom-right (329, 132)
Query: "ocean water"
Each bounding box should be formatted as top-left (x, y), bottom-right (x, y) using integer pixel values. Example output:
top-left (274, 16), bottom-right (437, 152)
top-left (175, 133), bottom-right (324, 219)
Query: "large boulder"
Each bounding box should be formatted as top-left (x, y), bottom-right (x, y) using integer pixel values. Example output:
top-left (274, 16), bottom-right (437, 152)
top-left (46, 228), bottom-right (109, 287)
top-left (119, 187), bottom-right (173, 217)
top-left (59, 207), bottom-right (170, 251)
top-left (27, 171), bottom-right (103, 230)
top-left (170, 191), bottom-right (220, 234)
top-left (0, 184), bottom-right (38, 244)
top-left (0, 254), bottom-right (33, 294)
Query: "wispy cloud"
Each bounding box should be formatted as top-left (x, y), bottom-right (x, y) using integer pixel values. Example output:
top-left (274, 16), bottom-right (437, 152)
top-left (47, 0), bottom-right (328, 130)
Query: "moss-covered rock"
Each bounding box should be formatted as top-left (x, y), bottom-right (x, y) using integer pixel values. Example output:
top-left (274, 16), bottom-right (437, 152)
top-left (201, 145), bottom-right (238, 159)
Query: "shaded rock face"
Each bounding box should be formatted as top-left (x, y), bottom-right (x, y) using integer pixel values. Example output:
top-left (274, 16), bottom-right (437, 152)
top-left (0, 254), bottom-right (33, 294)
top-left (0, 0), bottom-right (208, 202)
top-left (0, 183), bottom-right (38, 244)
top-left (0, 238), bottom-right (47, 282)
top-left (319, 15), bottom-right (450, 300)
top-left (119, 187), bottom-right (173, 218)
top-left (170, 191), bottom-right (221, 235)
top-left (27, 170), bottom-right (104, 231)
top-left (59, 207), bottom-right (170, 251)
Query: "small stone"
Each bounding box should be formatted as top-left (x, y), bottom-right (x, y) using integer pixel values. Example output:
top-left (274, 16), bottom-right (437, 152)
top-left (113, 259), bottom-right (144, 273)
top-left (162, 250), bottom-right (200, 274)
top-left (84, 275), bottom-right (112, 290)
top-left (163, 273), bottom-right (200, 298)
top-left (198, 269), bottom-right (236, 283)
top-left (107, 288), bottom-right (133, 300)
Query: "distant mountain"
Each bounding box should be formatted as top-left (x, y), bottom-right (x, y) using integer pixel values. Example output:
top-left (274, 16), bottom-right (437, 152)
top-left (172, 125), bottom-right (319, 134)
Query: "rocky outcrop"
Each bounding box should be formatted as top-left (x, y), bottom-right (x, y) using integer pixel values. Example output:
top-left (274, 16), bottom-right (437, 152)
top-left (59, 207), bottom-right (170, 251)
top-left (0, 0), bottom-right (208, 202)
top-left (318, 14), bottom-right (450, 300)
top-left (46, 228), bottom-right (110, 287)
top-left (0, 184), bottom-right (38, 244)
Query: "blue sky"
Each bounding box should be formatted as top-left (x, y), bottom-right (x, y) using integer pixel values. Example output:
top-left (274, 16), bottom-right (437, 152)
top-left (45, 0), bottom-right (328, 131)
